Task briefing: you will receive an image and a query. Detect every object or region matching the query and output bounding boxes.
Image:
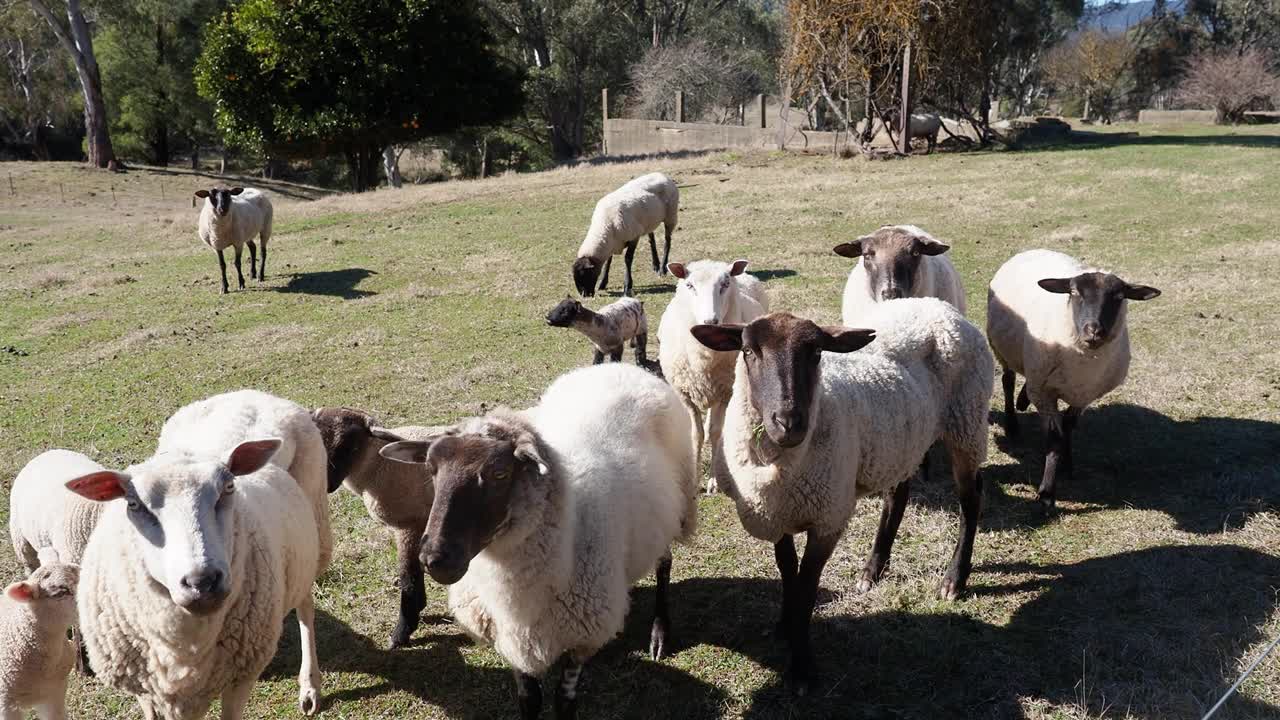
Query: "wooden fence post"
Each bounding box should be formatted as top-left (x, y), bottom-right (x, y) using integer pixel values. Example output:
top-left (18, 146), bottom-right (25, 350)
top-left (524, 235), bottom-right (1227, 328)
top-left (899, 41), bottom-right (913, 155)
top-left (757, 94), bottom-right (767, 129)
top-left (675, 91), bottom-right (685, 123)
top-left (602, 87), bottom-right (609, 155)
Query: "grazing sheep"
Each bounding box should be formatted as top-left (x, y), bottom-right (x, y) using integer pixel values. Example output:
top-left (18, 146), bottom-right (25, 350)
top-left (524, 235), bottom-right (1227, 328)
top-left (194, 186), bottom-right (273, 294)
top-left (68, 390), bottom-right (331, 718)
top-left (572, 173), bottom-right (678, 297)
top-left (545, 296), bottom-right (648, 364)
top-left (834, 224), bottom-right (966, 324)
top-left (987, 249), bottom-right (1161, 510)
top-left (10, 449), bottom-right (108, 571)
top-left (691, 298), bottom-right (993, 695)
top-left (379, 363), bottom-right (697, 719)
top-left (0, 560), bottom-right (79, 720)
top-left (658, 258), bottom-right (769, 492)
top-left (856, 113), bottom-right (944, 152)
top-left (311, 406), bottom-right (445, 649)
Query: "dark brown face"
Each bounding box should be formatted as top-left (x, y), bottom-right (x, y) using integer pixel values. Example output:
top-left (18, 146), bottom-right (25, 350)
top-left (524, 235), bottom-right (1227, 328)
top-left (546, 297), bottom-right (583, 327)
top-left (193, 186), bottom-right (243, 217)
top-left (312, 407), bottom-right (375, 493)
top-left (573, 257), bottom-right (600, 297)
top-left (834, 227), bottom-right (950, 301)
top-left (1038, 272), bottom-right (1161, 350)
top-left (691, 313), bottom-right (876, 450)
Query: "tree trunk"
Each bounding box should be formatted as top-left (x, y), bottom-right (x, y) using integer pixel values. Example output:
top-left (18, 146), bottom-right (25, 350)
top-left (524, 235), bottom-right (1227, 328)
top-left (1082, 90), bottom-right (1092, 123)
top-left (219, 146), bottom-right (227, 174)
top-left (190, 140), bottom-right (199, 170)
top-left (30, 0), bottom-right (116, 168)
top-left (898, 41), bottom-right (913, 155)
top-left (478, 135), bottom-right (489, 179)
top-left (383, 146), bottom-right (403, 188)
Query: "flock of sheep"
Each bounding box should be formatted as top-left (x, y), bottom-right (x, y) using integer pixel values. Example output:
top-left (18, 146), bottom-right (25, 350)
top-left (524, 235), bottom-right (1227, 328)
top-left (1, 170), bottom-right (1160, 720)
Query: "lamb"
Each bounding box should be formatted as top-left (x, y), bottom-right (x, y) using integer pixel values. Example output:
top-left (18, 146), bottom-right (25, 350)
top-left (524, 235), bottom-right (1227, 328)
top-left (194, 186), bottom-right (274, 294)
top-left (310, 406), bottom-right (445, 649)
top-left (834, 224), bottom-right (967, 324)
top-left (986, 249), bottom-right (1160, 511)
top-left (67, 389), bottom-right (332, 718)
top-left (658, 258), bottom-right (769, 492)
top-left (545, 295), bottom-right (648, 364)
top-left (691, 298), bottom-right (993, 695)
top-left (10, 449), bottom-right (108, 571)
top-left (378, 363), bottom-right (697, 719)
top-left (0, 560), bottom-right (79, 720)
top-left (572, 172), bottom-right (678, 297)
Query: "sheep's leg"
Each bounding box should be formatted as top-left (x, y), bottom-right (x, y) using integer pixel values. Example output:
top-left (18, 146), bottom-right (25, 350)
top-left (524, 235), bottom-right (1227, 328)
top-left (136, 699), bottom-right (159, 720)
top-left (1001, 369), bottom-right (1019, 437)
top-left (390, 526), bottom-right (428, 649)
top-left (259, 235), bottom-right (268, 280)
top-left (661, 226), bottom-right (672, 275)
top-left (216, 248), bottom-right (229, 294)
top-left (622, 239), bottom-right (638, 297)
top-left (772, 534), bottom-right (798, 637)
top-left (1038, 409), bottom-right (1068, 512)
top-left (295, 596), bottom-right (322, 715)
top-left (705, 402), bottom-right (728, 494)
top-left (514, 670), bottom-right (543, 720)
top-left (648, 232), bottom-right (661, 273)
top-left (233, 244), bottom-right (246, 290)
top-left (33, 691), bottom-right (67, 720)
top-left (598, 256), bottom-right (611, 291)
top-left (1016, 383), bottom-right (1030, 412)
top-left (592, 349), bottom-right (604, 365)
top-left (634, 332), bottom-right (647, 365)
top-left (554, 654), bottom-right (587, 720)
top-left (247, 240), bottom-right (258, 281)
top-left (940, 449), bottom-right (983, 600)
top-left (72, 626), bottom-right (93, 677)
top-left (858, 477), bottom-right (911, 593)
top-left (650, 551), bottom-right (673, 660)
top-left (220, 679), bottom-right (255, 720)
top-left (1, 706), bottom-right (22, 720)
top-left (784, 530), bottom-right (840, 696)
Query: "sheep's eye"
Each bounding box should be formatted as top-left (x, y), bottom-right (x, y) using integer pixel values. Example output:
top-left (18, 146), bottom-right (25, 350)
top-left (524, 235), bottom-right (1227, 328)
top-left (685, 283), bottom-right (695, 293)
top-left (911, 249), bottom-right (921, 257)
top-left (126, 499), bottom-right (143, 513)
top-left (222, 481), bottom-right (236, 496)
top-left (743, 347), bottom-right (753, 358)
top-left (493, 470), bottom-right (510, 481)
top-left (864, 251), bottom-right (875, 259)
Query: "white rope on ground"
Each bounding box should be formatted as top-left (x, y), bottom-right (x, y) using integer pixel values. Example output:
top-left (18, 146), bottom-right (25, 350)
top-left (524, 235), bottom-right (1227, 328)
top-left (1202, 631), bottom-right (1280, 720)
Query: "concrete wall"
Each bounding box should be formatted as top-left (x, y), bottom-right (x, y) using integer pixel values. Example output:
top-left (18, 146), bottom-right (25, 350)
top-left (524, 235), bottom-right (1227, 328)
top-left (603, 118), bottom-right (842, 157)
top-left (1138, 109), bottom-right (1217, 124)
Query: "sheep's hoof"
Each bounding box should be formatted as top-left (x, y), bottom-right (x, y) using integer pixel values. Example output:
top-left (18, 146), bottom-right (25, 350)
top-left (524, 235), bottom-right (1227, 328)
top-left (649, 618), bottom-right (669, 660)
top-left (1038, 493), bottom-right (1057, 514)
top-left (298, 687), bottom-right (321, 715)
top-left (855, 568), bottom-right (879, 595)
top-left (938, 576), bottom-right (965, 601)
top-left (389, 622), bottom-right (414, 649)
top-left (702, 477), bottom-right (718, 495)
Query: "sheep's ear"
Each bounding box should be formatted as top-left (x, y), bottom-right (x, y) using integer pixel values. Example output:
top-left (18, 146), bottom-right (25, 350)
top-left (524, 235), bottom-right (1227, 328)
top-left (380, 440), bottom-right (433, 464)
top-left (369, 427), bottom-right (407, 443)
top-left (194, 190), bottom-right (210, 199)
top-left (514, 436), bottom-right (550, 476)
top-left (916, 237), bottom-right (950, 256)
top-left (1123, 284), bottom-right (1160, 301)
top-left (229, 187), bottom-right (244, 195)
top-left (4, 581), bottom-right (34, 603)
top-left (690, 324), bottom-right (744, 351)
top-left (65, 470), bottom-right (130, 502)
top-left (226, 438), bottom-right (283, 476)
top-left (819, 327), bottom-right (876, 353)
top-left (833, 239), bottom-right (866, 258)
top-left (667, 262), bottom-right (687, 279)
top-left (730, 259), bottom-right (749, 276)
top-left (1038, 278), bottom-right (1073, 294)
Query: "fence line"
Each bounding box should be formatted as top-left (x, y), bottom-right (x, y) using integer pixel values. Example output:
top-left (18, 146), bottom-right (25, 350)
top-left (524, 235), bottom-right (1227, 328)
top-left (1202, 631), bottom-right (1280, 720)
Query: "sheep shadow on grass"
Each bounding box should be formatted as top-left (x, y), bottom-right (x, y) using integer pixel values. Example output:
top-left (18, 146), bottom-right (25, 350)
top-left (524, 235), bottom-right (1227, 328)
top-left (276, 268), bottom-right (377, 299)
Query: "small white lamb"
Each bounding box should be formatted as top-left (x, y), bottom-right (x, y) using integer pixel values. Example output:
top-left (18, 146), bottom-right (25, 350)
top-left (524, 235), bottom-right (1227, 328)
top-left (194, 186), bottom-right (273, 294)
top-left (835, 224), bottom-right (966, 324)
top-left (987, 249), bottom-right (1160, 510)
top-left (0, 560), bottom-right (79, 720)
top-left (379, 363), bottom-right (697, 719)
top-left (572, 172), bottom-right (678, 297)
top-left (658, 258), bottom-right (769, 491)
top-left (545, 295), bottom-right (648, 364)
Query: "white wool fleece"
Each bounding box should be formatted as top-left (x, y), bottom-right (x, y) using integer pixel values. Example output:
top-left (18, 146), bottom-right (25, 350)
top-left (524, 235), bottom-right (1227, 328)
top-left (577, 176), bottom-right (678, 264)
top-left (10, 449), bottom-right (108, 570)
top-left (197, 188), bottom-right (272, 253)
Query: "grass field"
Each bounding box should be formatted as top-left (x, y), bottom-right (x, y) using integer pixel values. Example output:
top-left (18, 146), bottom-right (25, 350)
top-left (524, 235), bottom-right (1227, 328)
top-left (2, 122), bottom-right (1279, 719)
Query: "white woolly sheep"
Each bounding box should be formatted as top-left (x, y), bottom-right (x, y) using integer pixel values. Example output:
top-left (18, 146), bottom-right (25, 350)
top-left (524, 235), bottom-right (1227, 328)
top-left (658, 258), bottom-right (769, 492)
top-left (378, 362), bottom-right (697, 719)
top-left (311, 406), bottom-right (445, 649)
top-left (835, 224), bottom-right (966, 324)
top-left (0, 560), bottom-right (79, 720)
top-left (67, 389), bottom-right (332, 718)
top-left (987, 249), bottom-right (1160, 510)
top-left (856, 113), bottom-right (944, 153)
top-left (572, 172), bottom-right (678, 297)
top-left (10, 449), bottom-right (108, 571)
top-left (545, 295), bottom-right (648, 364)
top-left (194, 186), bottom-right (274, 294)
top-left (691, 298), bottom-right (993, 696)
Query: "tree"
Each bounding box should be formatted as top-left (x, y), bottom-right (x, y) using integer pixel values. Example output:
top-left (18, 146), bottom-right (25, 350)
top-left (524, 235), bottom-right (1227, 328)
top-left (29, 0), bottom-right (116, 167)
top-left (0, 3), bottom-right (79, 159)
top-left (196, 0), bottom-right (524, 191)
top-left (627, 39), bottom-right (761, 123)
top-left (1177, 49), bottom-right (1280, 123)
top-left (1043, 30), bottom-right (1135, 122)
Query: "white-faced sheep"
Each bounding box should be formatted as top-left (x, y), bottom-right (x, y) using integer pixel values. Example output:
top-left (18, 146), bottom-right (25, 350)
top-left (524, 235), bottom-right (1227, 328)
top-left (834, 224), bottom-right (966, 324)
top-left (10, 449), bottom-right (108, 571)
top-left (691, 298), bottom-right (993, 695)
top-left (378, 363), bottom-right (697, 719)
top-left (545, 295), bottom-right (648, 365)
top-left (311, 406), bottom-right (445, 649)
top-left (0, 560), bottom-right (79, 720)
top-left (572, 172), bottom-right (678, 297)
top-left (194, 186), bottom-right (273, 294)
top-left (66, 390), bottom-right (332, 718)
top-left (658, 258), bottom-right (769, 492)
top-left (987, 249), bottom-right (1160, 511)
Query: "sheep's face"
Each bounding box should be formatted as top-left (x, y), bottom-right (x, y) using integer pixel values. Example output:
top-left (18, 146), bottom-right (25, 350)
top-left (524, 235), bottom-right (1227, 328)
top-left (834, 226), bottom-right (950, 302)
top-left (193, 186), bottom-right (244, 217)
top-left (4, 562), bottom-right (80, 622)
top-left (64, 438), bottom-right (282, 615)
top-left (545, 297), bottom-right (583, 327)
top-left (670, 259), bottom-right (750, 326)
top-left (1038, 272), bottom-right (1160, 351)
top-left (312, 407), bottom-right (375, 493)
top-left (573, 257), bottom-right (600, 297)
top-left (691, 314), bottom-right (875, 453)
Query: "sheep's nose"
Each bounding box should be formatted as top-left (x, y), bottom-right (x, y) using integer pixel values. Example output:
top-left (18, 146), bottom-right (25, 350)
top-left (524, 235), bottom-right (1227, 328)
top-left (421, 542), bottom-right (468, 585)
top-left (771, 412), bottom-right (792, 432)
top-left (1082, 322), bottom-right (1103, 342)
top-left (880, 287), bottom-right (905, 301)
top-left (180, 568), bottom-right (223, 595)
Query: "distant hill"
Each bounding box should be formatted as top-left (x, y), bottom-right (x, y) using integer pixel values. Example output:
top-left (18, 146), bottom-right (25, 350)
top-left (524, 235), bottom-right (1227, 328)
top-left (1086, 0), bottom-right (1186, 31)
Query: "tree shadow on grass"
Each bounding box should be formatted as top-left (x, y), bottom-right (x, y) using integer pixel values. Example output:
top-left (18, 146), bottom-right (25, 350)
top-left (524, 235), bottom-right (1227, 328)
top-left (1027, 132), bottom-right (1280, 153)
top-left (750, 268), bottom-right (797, 283)
top-left (276, 268), bottom-right (377, 299)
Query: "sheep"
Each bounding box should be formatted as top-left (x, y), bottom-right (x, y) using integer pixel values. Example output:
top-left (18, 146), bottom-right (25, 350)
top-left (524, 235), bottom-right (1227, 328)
top-left (66, 389), bottom-right (332, 718)
top-left (545, 295), bottom-right (648, 365)
top-left (834, 224), bottom-right (967, 324)
top-left (690, 298), bottom-right (993, 696)
top-left (310, 406), bottom-right (446, 649)
top-left (194, 186), bottom-right (274, 294)
top-left (658, 258), bottom-right (769, 492)
top-left (378, 362), bottom-right (697, 719)
top-left (856, 113), bottom-right (943, 153)
top-left (986, 249), bottom-right (1161, 511)
top-left (10, 449), bottom-right (108, 571)
top-left (0, 559), bottom-right (79, 720)
top-left (572, 172), bottom-right (678, 297)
